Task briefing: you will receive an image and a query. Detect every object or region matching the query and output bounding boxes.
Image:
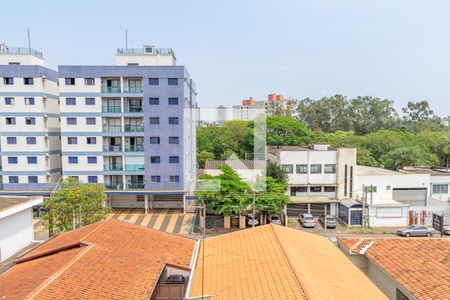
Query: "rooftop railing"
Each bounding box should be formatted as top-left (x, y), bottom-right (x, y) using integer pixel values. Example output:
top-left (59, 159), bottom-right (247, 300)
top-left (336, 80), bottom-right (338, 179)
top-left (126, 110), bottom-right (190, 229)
top-left (1, 47), bottom-right (43, 58)
top-left (117, 48), bottom-right (174, 55)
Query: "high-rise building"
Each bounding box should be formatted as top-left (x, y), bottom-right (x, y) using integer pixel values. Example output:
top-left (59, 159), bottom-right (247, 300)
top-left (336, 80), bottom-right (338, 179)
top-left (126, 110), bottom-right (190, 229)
top-left (232, 93), bottom-right (294, 120)
top-left (216, 105), bottom-right (228, 124)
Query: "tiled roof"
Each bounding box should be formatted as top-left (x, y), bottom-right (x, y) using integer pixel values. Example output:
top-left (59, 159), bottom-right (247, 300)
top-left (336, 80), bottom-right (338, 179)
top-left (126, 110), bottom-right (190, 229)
top-left (0, 196), bottom-right (42, 212)
top-left (190, 225), bottom-right (386, 300)
top-left (1, 218), bottom-right (196, 300)
top-left (338, 237), bottom-right (450, 300)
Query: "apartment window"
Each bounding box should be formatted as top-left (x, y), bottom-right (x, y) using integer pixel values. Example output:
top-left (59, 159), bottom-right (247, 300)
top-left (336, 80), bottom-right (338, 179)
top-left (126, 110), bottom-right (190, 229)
top-left (25, 97), bottom-right (35, 105)
top-left (4, 97), bottom-right (14, 105)
top-left (27, 137), bottom-right (36, 144)
top-left (24, 77), bottom-right (34, 85)
top-left (149, 117), bottom-right (160, 125)
top-left (433, 184), bottom-right (449, 194)
top-left (85, 98), bottom-right (95, 105)
top-left (324, 164), bottom-right (336, 174)
top-left (149, 97), bottom-right (159, 105)
top-left (27, 157), bottom-right (37, 164)
top-left (4, 77), bottom-right (14, 85)
top-left (324, 186), bottom-right (336, 192)
top-left (310, 186), bottom-right (322, 192)
top-left (88, 176), bottom-right (98, 183)
top-left (9, 176), bottom-right (19, 183)
top-left (65, 78), bottom-right (75, 85)
top-left (169, 156), bottom-right (179, 163)
top-left (151, 176), bottom-right (161, 183)
top-left (169, 137), bottom-right (179, 144)
top-left (168, 117), bottom-right (179, 125)
top-left (148, 78), bottom-right (159, 85)
top-left (86, 137), bottom-right (97, 144)
top-left (68, 157), bottom-right (78, 164)
top-left (290, 187), bottom-right (308, 196)
top-left (168, 97), bottom-right (178, 105)
top-left (150, 156), bottom-right (160, 163)
top-left (25, 117), bottom-right (36, 125)
top-left (8, 157), bottom-right (18, 164)
top-left (310, 164), bottom-right (322, 174)
top-left (87, 156), bottom-right (97, 164)
top-left (169, 175), bottom-right (180, 183)
top-left (84, 78), bottom-right (95, 85)
top-left (86, 117), bottom-right (96, 125)
top-left (168, 78), bottom-right (178, 85)
top-left (66, 98), bottom-right (76, 105)
top-left (28, 176), bottom-right (38, 184)
top-left (67, 137), bottom-right (78, 144)
top-left (149, 137), bottom-right (160, 144)
top-left (67, 117), bottom-right (77, 125)
top-left (7, 137), bottom-right (17, 144)
top-left (296, 164), bottom-right (307, 174)
top-left (282, 164), bottom-right (293, 174)
top-left (6, 117), bottom-right (16, 125)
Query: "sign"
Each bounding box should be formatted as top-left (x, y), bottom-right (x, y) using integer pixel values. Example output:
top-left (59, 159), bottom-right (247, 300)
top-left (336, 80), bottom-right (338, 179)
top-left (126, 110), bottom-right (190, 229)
top-left (432, 213), bottom-right (443, 232)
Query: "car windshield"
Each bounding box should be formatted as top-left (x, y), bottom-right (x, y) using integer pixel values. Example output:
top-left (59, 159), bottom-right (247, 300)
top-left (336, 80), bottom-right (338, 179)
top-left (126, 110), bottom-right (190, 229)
top-left (305, 217), bottom-right (314, 221)
top-left (272, 216), bottom-right (279, 220)
top-left (326, 217), bottom-right (334, 221)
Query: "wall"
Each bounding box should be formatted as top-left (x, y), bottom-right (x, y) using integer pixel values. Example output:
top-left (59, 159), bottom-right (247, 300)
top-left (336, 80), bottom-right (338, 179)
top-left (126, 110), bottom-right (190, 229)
top-left (0, 207), bottom-right (33, 261)
top-left (368, 206), bottom-right (409, 227)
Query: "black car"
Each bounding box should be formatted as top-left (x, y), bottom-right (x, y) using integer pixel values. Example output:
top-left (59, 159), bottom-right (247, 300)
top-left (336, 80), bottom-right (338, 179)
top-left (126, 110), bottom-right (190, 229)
top-left (165, 274), bottom-right (186, 284)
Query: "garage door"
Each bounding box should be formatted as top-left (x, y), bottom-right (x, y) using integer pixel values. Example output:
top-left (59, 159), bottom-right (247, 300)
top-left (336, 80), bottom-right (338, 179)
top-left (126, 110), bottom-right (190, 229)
top-left (287, 204), bottom-right (308, 216)
top-left (110, 194), bottom-right (145, 208)
top-left (393, 188), bottom-right (427, 206)
top-left (153, 194), bottom-right (184, 209)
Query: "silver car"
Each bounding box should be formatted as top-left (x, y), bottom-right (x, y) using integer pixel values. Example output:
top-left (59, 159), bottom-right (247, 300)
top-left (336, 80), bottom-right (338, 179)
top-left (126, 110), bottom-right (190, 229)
top-left (269, 215), bottom-right (282, 225)
top-left (299, 213), bottom-right (316, 228)
top-left (396, 225), bottom-right (435, 237)
top-left (443, 226), bottom-right (450, 235)
top-left (319, 214), bottom-right (336, 228)
top-left (247, 213), bottom-right (259, 226)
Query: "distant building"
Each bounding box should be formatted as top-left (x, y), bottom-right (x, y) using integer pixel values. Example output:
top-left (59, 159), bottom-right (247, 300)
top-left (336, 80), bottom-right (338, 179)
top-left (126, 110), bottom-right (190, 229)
top-left (442, 116), bottom-right (450, 127)
top-left (232, 93), bottom-right (295, 120)
top-left (215, 105), bottom-right (228, 124)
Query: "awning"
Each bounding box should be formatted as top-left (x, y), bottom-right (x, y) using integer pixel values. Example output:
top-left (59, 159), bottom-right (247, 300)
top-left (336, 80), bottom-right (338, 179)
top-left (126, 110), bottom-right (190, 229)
top-left (289, 195), bottom-right (337, 204)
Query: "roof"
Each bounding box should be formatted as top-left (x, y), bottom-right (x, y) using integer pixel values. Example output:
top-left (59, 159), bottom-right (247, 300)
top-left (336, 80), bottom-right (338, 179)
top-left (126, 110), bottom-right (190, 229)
top-left (189, 224), bottom-right (386, 300)
top-left (204, 160), bottom-right (266, 170)
top-left (356, 165), bottom-right (402, 176)
top-left (0, 196), bottom-right (43, 219)
top-left (400, 166), bottom-right (450, 176)
top-left (1, 218), bottom-right (196, 300)
top-left (338, 237), bottom-right (450, 300)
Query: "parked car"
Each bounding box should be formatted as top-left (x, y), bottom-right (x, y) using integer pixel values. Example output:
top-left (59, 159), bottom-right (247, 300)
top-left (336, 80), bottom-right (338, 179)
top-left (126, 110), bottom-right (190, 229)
top-left (165, 274), bottom-right (186, 284)
top-left (299, 213), bottom-right (316, 228)
top-left (319, 214), bottom-right (336, 228)
top-left (396, 225), bottom-right (435, 237)
top-left (269, 215), bottom-right (282, 225)
top-left (443, 226), bottom-right (450, 235)
top-left (247, 213), bottom-right (259, 226)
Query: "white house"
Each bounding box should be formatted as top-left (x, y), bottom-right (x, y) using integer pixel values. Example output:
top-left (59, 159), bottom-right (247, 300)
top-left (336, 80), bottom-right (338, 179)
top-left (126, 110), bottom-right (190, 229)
top-left (0, 196), bottom-right (42, 261)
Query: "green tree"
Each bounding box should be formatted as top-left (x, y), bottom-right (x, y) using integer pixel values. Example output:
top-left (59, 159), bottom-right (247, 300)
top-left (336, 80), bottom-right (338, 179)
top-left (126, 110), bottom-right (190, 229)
top-left (380, 146), bottom-right (439, 170)
top-left (266, 160), bottom-right (288, 186)
top-left (266, 116), bottom-right (310, 146)
top-left (197, 150), bottom-right (215, 168)
top-left (402, 100), bottom-right (435, 122)
top-left (254, 176), bottom-right (290, 215)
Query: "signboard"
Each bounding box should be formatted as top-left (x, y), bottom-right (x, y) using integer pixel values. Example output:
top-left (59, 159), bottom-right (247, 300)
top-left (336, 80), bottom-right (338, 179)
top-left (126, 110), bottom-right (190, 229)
top-left (433, 213), bottom-right (443, 233)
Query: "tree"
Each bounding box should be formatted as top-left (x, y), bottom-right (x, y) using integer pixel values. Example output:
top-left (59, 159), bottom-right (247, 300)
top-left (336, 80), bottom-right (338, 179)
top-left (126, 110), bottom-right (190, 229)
top-left (197, 150), bottom-right (215, 168)
top-left (266, 116), bottom-right (310, 146)
top-left (402, 100), bottom-right (436, 122)
top-left (379, 146), bottom-right (439, 170)
top-left (266, 160), bottom-right (288, 186)
top-left (42, 178), bottom-right (109, 234)
top-left (254, 176), bottom-right (290, 215)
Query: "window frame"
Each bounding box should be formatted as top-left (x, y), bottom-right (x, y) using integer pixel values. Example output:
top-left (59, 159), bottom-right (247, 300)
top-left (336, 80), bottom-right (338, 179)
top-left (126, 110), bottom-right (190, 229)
top-left (65, 78), bottom-right (75, 85)
top-left (168, 97), bottom-right (179, 105)
top-left (9, 176), bottom-right (19, 183)
top-left (168, 117), bottom-right (179, 125)
top-left (6, 137), bottom-right (17, 144)
top-left (24, 97), bottom-right (35, 105)
top-left (25, 117), bottom-right (36, 125)
top-left (150, 156), bottom-right (161, 164)
top-left (67, 117), bottom-right (77, 125)
top-left (148, 78), bottom-right (159, 85)
top-left (168, 78), bottom-right (178, 85)
top-left (149, 117), bottom-right (160, 125)
top-left (4, 97), bottom-right (14, 105)
top-left (324, 164), bottom-right (336, 174)
top-left (282, 164), bottom-right (294, 174)
top-left (310, 164), bottom-right (322, 174)
top-left (24, 77), bottom-right (34, 85)
top-left (149, 97), bottom-right (159, 105)
top-left (168, 137), bottom-right (179, 144)
top-left (84, 78), bottom-right (95, 86)
top-left (26, 137), bottom-right (37, 144)
top-left (27, 157), bottom-right (38, 164)
top-left (149, 137), bottom-right (160, 144)
top-left (296, 164), bottom-right (307, 174)
top-left (68, 156), bottom-right (78, 164)
top-left (85, 98), bottom-right (95, 105)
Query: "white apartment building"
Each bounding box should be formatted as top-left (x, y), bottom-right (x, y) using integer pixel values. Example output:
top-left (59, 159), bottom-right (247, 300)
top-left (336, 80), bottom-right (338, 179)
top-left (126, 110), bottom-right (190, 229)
top-left (232, 93), bottom-right (295, 121)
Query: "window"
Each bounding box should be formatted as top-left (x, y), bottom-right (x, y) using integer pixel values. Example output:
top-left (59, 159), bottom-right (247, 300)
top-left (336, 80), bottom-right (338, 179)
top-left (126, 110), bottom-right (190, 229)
top-left (149, 97), bottom-right (159, 105)
top-left (169, 175), bottom-right (180, 183)
top-left (69, 176), bottom-right (79, 181)
top-left (84, 78), bottom-right (95, 85)
top-left (6, 117), bottom-right (16, 125)
top-left (151, 176), bottom-right (161, 183)
top-left (68, 157), bottom-right (78, 164)
top-left (149, 137), bottom-right (160, 144)
top-left (169, 137), bottom-right (179, 144)
top-left (4, 77), bottom-right (14, 85)
top-left (149, 117), bottom-right (160, 125)
top-left (296, 164), bottom-right (307, 174)
top-left (27, 157), bottom-right (37, 164)
top-left (85, 98), bottom-right (95, 105)
top-left (364, 186), bottom-right (378, 193)
top-left (169, 156), bottom-right (179, 163)
top-left (86, 117), bottom-right (96, 125)
top-left (86, 137), bottom-right (96, 144)
top-left (28, 176), bottom-right (38, 183)
top-left (8, 157), bottom-right (18, 164)
top-left (433, 184), bottom-right (449, 194)
top-left (7, 137), bottom-right (17, 144)
top-left (310, 186), bottom-right (322, 192)
top-left (310, 164), bottom-right (322, 174)
top-left (386, 185), bottom-right (391, 191)
top-left (27, 137), bottom-right (36, 144)
top-left (24, 77), bottom-right (34, 85)
top-left (290, 187), bottom-right (308, 196)
top-left (4, 97), bottom-right (14, 105)
top-left (168, 97), bottom-right (178, 105)
top-left (168, 117), bottom-right (179, 125)
top-left (9, 176), bottom-right (19, 183)
top-left (150, 156), bottom-right (160, 163)
top-left (67, 137), bottom-right (78, 144)
top-left (282, 164), bottom-right (293, 173)
top-left (88, 176), bottom-right (98, 183)
top-left (87, 156), bottom-right (97, 164)
top-left (148, 78), bottom-right (159, 85)
top-left (396, 289), bottom-right (411, 300)
top-left (67, 117), bottom-right (77, 125)
top-left (168, 78), bottom-right (178, 85)
top-left (65, 78), bottom-right (75, 85)
top-left (324, 164), bottom-right (336, 174)
top-left (25, 97), bottom-right (35, 105)
top-left (324, 186), bottom-right (336, 192)
top-left (25, 117), bottom-right (36, 125)
top-left (66, 98), bottom-right (76, 105)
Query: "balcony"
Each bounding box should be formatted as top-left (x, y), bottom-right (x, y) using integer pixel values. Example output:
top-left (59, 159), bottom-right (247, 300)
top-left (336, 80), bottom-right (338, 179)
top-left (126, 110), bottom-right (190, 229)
top-left (103, 125), bottom-right (121, 133)
top-left (123, 87), bottom-right (143, 93)
top-left (124, 145), bottom-right (144, 152)
top-left (126, 182), bottom-right (145, 189)
top-left (104, 164), bottom-right (123, 171)
top-left (104, 183), bottom-right (123, 190)
top-left (124, 106), bottom-right (143, 113)
top-left (124, 125), bottom-right (144, 132)
top-left (101, 86), bottom-right (121, 93)
top-left (102, 106), bottom-right (121, 113)
top-left (103, 145), bottom-right (122, 152)
top-left (125, 164), bottom-right (145, 171)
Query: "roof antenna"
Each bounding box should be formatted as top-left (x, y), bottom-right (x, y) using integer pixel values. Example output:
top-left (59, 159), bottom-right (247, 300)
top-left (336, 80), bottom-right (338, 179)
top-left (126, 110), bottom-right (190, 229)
top-left (27, 28), bottom-right (31, 51)
top-left (125, 29), bottom-right (128, 51)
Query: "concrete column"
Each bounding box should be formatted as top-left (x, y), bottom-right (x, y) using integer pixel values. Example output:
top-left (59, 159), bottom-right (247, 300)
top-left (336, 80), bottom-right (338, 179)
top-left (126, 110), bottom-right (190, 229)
top-left (149, 195), bottom-right (153, 210)
top-left (183, 194), bottom-right (187, 213)
top-left (144, 195), bottom-right (149, 213)
top-left (307, 203), bottom-right (311, 214)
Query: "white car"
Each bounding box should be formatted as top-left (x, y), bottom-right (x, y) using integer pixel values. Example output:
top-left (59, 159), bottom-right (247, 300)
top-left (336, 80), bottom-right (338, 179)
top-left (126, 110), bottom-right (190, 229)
top-left (269, 215), bottom-right (282, 225)
top-left (299, 213), bottom-right (316, 228)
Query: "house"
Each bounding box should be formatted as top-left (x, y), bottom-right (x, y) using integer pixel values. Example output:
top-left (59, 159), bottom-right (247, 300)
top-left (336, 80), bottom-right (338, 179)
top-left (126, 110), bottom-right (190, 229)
top-left (203, 159), bottom-right (266, 183)
top-left (187, 224), bottom-right (387, 299)
top-left (0, 196), bottom-right (42, 262)
top-left (338, 237), bottom-right (450, 300)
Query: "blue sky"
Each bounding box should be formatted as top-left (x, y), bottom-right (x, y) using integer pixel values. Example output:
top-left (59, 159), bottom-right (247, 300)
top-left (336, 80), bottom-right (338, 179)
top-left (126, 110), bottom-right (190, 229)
top-left (2, 0), bottom-right (450, 116)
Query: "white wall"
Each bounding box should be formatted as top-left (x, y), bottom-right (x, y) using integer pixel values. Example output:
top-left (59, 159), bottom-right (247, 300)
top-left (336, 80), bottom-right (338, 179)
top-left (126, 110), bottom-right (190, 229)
top-left (368, 206), bottom-right (409, 227)
top-left (430, 175), bottom-right (450, 201)
top-left (0, 207), bottom-right (33, 261)
top-left (0, 53), bottom-right (44, 65)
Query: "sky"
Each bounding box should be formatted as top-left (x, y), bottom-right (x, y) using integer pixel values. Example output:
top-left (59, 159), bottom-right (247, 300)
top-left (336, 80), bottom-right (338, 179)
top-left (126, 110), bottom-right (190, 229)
top-left (2, 0), bottom-right (450, 116)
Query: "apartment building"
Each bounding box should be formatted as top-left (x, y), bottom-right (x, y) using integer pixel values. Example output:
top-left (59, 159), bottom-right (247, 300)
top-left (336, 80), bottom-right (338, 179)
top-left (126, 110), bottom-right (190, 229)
top-left (232, 93), bottom-right (295, 120)
top-left (59, 45), bottom-right (197, 210)
top-left (0, 43), bottom-right (61, 193)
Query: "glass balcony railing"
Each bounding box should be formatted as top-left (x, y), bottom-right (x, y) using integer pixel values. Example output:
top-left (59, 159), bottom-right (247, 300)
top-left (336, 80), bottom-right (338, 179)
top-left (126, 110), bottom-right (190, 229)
top-left (103, 145), bottom-right (122, 152)
top-left (124, 145), bottom-right (144, 152)
top-left (123, 87), bottom-right (143, 93)
top-left (124, 106), bottom-right (143, 113)
top-left (126, 182), bottom-right (145, 189)
top-left (124, 125), bottom-right (144, 132)
top-left (101, 86), bottom-right (121, 93)
top-left (125, 164), bottom-right (145, 171)
top-left (104, 164), bottom-right (123, 171)
top-left (102, 106), bottom-right (121, 113)
top-left (102, 125), bottom-right (121, 132)
top-left (104, 183), bottom-right (123, 190)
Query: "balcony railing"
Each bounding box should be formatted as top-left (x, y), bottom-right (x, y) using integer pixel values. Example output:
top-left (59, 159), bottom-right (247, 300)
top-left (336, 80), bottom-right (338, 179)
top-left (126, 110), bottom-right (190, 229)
top-left (123, 87), bottom-right (143, 93)
top-left (103, 145), bottom-right (122, 152)
top-left (102, 125), bottom-right (121, 132)
top-left (124, 106), bottom-right (143, 113)
top-left (125, 164), bottom-right (145, 171)
top-left (3, 47), bottom-right (43, 58)
top-left (126, 182), bottom-right (145, 189)
top-left (104, 164), bottom-right (123, 171)
top-left (124, 145), bottom-right (144, 152)
top-left (104, 183), bottom-right (123, 190)
top-left (102, 106), bottom-right (121, 113)
top-left (101, 86), bottom-right (121, 93)
top-left (124, 125), bottom-right (144, 132)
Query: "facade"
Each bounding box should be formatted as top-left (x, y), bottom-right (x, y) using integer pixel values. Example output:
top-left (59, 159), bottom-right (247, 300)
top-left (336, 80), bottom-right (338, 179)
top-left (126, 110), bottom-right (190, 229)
top-left (0, 44), bottom-right (61, 192)
top-left (232, 93), bottom-right (294, 120)
top-left (215, 105), bottom-right (228, 124)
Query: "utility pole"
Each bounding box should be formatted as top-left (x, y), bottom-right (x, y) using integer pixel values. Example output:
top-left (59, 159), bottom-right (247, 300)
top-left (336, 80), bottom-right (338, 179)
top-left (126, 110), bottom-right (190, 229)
top-left (252, 190), bottom-right (256, 228)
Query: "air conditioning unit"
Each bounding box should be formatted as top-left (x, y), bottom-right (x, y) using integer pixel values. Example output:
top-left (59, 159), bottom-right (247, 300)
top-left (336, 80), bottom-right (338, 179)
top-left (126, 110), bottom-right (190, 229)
top-left (44, 133), bottom-right (49, 140)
